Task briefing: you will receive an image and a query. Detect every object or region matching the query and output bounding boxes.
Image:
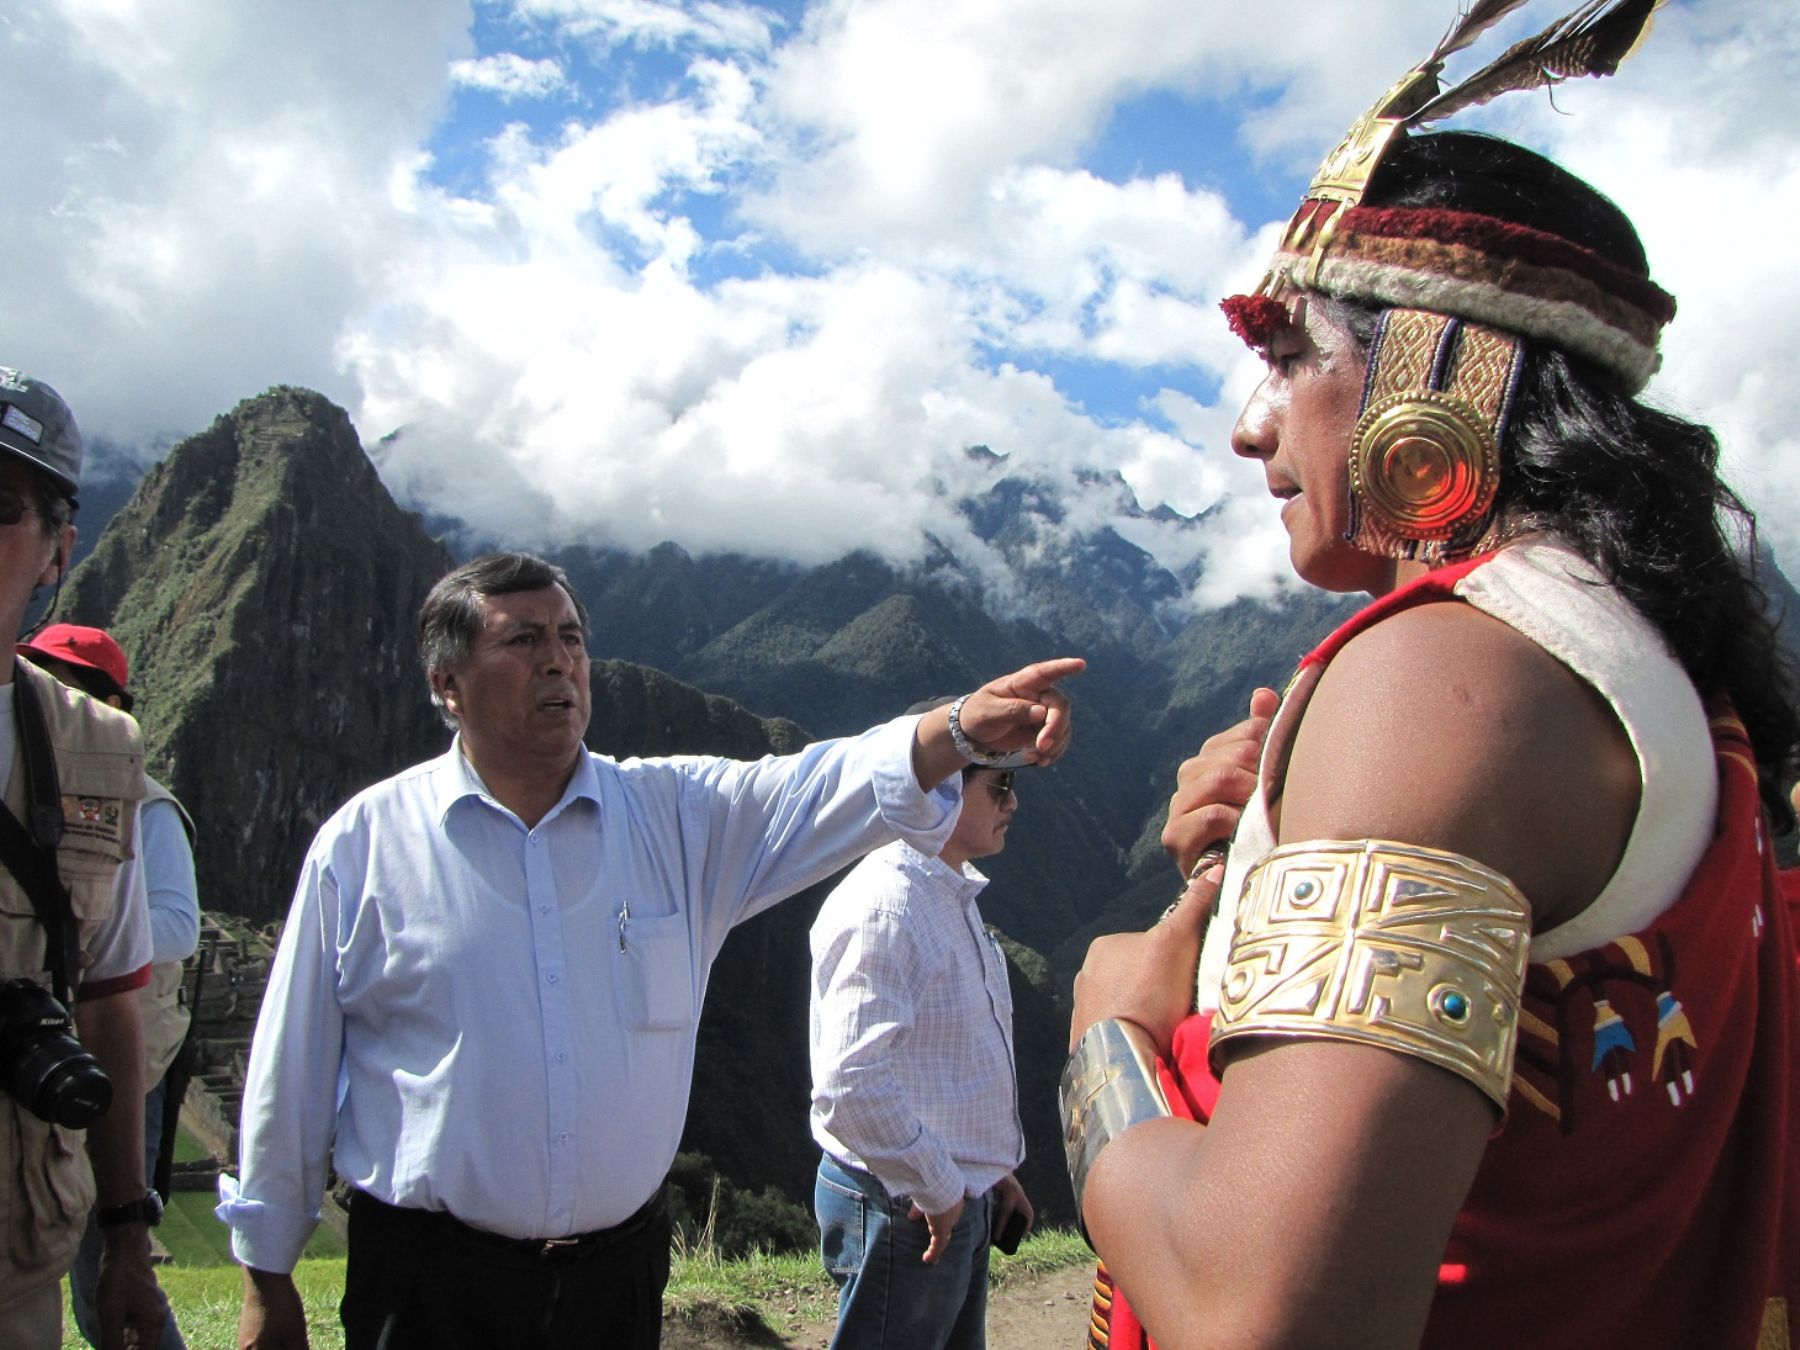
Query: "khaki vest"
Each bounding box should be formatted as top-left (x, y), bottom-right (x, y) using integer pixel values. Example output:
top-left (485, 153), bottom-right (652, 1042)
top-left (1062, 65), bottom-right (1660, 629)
top-left (0, 660), bottom-right (142, 1301)
top-left (138, 776), bottom-right (195, 1087)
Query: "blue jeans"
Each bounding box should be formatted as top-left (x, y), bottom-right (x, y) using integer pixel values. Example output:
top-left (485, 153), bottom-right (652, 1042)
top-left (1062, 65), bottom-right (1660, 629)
top-left (815, 1154), bottom-right (992, 1350)
top-left (69, 1078), bottom-right (187, 1350)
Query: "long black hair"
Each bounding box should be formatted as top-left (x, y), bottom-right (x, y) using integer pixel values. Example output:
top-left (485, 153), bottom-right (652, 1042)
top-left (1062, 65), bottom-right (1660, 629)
top-left (1338, 130), bottom-right (1800, 830)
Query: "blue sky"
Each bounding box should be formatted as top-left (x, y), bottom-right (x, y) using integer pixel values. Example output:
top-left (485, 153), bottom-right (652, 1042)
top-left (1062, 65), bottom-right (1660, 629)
top-left (3, 0), bottom-right (1795, 607)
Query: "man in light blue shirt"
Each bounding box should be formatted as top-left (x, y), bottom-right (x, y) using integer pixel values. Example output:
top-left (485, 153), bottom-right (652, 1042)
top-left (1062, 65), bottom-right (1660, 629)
top-left (218, 551), bottom-right (1082, 1350)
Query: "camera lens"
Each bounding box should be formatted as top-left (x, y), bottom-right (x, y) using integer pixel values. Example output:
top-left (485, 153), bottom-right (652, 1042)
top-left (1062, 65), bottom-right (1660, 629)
top-left (9, 1039), bottom-right (112, 1129)
top-left (0, 978), bottom-right (114, 1128)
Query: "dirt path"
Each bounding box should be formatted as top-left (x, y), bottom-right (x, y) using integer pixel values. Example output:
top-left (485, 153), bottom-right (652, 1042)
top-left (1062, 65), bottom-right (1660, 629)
top-left (981, 1262), bottom-right (1097, 1349)
top-left (662, 1261), bottom-right (1097, 1348)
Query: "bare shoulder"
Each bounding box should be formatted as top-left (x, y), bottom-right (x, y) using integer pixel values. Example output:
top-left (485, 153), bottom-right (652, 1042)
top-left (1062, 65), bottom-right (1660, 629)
top-left (1281, 598), bottom-right (1639, 925)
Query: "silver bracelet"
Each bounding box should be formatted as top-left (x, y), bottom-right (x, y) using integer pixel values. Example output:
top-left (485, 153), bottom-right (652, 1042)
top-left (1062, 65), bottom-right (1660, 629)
top-left (1059, 1018), bottom-right (1172, 1239)
top-left (1187, 841), bottom-right (1229, 881)
top-left (947, 693), bottom-right (1010, 766)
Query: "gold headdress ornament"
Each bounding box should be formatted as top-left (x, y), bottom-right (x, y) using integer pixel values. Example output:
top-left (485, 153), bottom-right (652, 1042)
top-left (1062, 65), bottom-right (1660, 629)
top-left (1282, 0), bottom-right (1664, 288)
top-left (1222, 0), bottom-right (1671, 563)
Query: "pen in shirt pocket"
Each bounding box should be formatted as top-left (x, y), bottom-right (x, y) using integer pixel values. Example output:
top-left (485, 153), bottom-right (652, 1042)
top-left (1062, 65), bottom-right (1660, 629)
top-left (617, 899), bottom-right (630, 954)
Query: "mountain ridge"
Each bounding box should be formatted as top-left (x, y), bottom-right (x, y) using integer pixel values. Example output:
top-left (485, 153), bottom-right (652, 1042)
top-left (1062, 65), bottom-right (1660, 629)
top-left (66, 381), bottom-right (1800, 1222)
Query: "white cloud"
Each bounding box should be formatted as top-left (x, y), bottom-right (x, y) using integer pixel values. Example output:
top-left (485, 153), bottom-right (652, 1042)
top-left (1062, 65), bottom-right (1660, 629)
top-left (0, 0), bottom-right (473, 438)
top-left (1, 0), bottom-right (1793, 619)
top-left (511, 0), bottom-right (780, 55)
top-left (752, 0), bottom-right (1429, 250)
top-left (1495, 0), bottom-right (1800, 566)
top-left (450, 52), bottom-right (567, 100)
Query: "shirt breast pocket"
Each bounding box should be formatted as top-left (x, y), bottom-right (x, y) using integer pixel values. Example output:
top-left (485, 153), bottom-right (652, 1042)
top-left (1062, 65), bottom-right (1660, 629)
top-left (56, 840), bottom-right (127, 923)
top-left (617, 911), bottom-right (696, 1032)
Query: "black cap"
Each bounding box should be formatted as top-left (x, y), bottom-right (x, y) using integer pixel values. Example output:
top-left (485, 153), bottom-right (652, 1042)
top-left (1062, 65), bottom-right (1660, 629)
top-left (0, 368), bottom-right (81, 497)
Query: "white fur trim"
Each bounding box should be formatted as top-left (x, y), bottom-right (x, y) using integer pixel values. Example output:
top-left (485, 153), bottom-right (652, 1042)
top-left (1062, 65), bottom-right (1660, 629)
top-left (1452, 540), bottom-right (1714, 958)
top-left (1196, 539), bottom-right (1713, 1010)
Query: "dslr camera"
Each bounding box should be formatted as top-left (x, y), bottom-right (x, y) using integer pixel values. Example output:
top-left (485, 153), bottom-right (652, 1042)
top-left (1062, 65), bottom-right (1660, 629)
top-left (0, 977), bottom-right (111, 1128)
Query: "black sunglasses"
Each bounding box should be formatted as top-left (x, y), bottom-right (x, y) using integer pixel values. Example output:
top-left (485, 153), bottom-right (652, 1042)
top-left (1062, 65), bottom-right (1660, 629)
top-left (0, 487), bottom-right (41, 527)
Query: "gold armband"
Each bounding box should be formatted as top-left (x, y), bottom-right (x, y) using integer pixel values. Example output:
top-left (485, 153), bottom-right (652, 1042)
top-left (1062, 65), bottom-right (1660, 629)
top-left (1059, 1018), bottom-right (1172, 1235)
top-left (1210, 839), bottom-right (1531, 1112)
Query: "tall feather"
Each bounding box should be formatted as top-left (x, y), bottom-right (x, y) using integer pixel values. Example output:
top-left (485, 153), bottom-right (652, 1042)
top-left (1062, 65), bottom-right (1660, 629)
top-left (1406, 0), bottom-right (1663, 126)
top-left (1425, 0), bottom-right (1533, 68)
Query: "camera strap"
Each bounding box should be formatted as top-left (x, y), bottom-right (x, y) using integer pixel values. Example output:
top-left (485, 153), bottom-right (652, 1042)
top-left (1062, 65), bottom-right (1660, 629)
top-left (0, 664), bottom-right (79, 1008)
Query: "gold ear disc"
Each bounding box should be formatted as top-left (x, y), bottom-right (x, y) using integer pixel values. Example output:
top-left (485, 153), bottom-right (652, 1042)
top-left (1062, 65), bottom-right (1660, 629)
top-left (1350, 390), bottom-right (1499, 541)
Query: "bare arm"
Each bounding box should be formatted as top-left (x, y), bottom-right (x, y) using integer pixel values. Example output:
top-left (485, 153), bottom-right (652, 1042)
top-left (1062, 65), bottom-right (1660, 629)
top-left (74, 987), bottom-right (169, 1350)
top-left (1076, 603), bottom-right (1639, 1348)
top-left (238, 1266), bottom-right (311, 1349)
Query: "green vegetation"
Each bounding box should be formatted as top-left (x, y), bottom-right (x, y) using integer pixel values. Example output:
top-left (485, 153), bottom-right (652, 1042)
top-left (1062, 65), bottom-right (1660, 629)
top-left (172, 1125), bottom-right (212, 1166)
top-left (667, 1151), bottom-right (817, 1259)
top-left (57, 1119), bottom-right (348, 1347)
top-left (664, 1242), bottom-right (839, 1336)
top-left (990, 1225), bottom-right (1094, 1277)
top-left (64, 1229), bottom-right (1093, 1349)
top-left (665, 1223), bottom-right (1093, 1339)
top-left (155, 1194), bottom-right (237, 1267)
top-left (62, 1259), bottom-right (348, 1350)
top-left (152, 1193), bottom-right (345, 1268)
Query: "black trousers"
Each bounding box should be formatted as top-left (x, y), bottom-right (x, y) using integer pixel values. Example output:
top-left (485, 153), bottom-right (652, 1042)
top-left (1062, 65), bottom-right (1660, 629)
top-left (340, 1188), bottom-right (672, 1350)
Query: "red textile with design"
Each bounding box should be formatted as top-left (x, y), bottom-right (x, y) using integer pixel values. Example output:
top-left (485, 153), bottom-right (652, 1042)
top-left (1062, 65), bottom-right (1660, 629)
top-left (1100, 563), bottom-right (1800, 1350)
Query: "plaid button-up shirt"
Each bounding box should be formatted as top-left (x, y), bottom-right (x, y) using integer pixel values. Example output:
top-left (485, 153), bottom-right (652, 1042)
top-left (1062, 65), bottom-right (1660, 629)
top-left (808, 840), bottom-right (1023, 1215)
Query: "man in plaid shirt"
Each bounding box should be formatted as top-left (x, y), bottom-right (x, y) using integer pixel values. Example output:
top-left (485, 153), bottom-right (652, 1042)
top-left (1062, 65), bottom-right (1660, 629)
top-left (808, 703), bottom-right (1034, 1350)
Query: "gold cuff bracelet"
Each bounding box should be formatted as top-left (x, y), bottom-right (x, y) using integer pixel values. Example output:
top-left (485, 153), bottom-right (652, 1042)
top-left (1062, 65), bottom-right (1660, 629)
top-left (1209, 838), bottom-right (1531, 1112)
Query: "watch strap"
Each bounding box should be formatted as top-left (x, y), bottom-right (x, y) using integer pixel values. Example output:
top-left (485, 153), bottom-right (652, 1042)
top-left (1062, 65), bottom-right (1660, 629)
top-left (96, 1190), bottom-right (163, 1228)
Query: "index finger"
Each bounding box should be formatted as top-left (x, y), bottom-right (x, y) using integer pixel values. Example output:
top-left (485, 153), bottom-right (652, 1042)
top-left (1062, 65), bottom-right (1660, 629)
top-left (1030, 686), bottom-right (1076, 761)
top-left (994, 656), bottom-right (1086, 699)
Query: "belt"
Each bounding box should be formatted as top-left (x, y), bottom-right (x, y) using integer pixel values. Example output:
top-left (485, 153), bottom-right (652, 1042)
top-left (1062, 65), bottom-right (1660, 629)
top-left (351, 1187), bottom-right (667, 1264)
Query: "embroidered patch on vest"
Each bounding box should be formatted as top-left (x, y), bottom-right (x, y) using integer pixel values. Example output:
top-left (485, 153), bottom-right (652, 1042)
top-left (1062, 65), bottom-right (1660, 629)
top-left (59, 794), bottom-right (124, 845)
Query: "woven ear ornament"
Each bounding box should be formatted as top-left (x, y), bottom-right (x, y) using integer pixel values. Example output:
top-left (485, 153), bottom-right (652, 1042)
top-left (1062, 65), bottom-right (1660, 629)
top-left (1345, 309), bottom-right (1526, 562)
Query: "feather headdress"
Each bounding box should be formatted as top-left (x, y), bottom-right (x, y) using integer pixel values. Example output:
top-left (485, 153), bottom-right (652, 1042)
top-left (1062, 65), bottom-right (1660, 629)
top-left (1226, 0), bottom-right (1672, 391)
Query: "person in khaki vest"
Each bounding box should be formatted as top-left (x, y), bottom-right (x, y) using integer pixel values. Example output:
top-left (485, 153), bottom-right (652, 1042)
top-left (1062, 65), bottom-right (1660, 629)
top-left (0, 369), bottom-right (168, 1349)
top-left (22, 624), bottom-right (197, 1350)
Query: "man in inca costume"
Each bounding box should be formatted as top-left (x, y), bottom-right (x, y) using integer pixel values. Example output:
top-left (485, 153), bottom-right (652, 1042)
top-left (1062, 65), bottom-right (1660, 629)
top-left (1060, 3), bottom-right (1800, 1347)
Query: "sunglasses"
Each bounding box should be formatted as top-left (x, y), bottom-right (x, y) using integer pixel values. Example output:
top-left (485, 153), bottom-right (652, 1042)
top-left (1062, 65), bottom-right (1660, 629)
top-left (979, 772), bottom-right (1016, 803)
top-left (0, 487), bottom-right (42, 527)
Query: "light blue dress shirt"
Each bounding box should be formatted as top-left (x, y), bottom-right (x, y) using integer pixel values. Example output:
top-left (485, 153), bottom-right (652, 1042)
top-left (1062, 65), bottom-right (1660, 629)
top-left (217, 713), bottom-right (959, 1273)
top-left (140, 793), bottom-right (199, 967)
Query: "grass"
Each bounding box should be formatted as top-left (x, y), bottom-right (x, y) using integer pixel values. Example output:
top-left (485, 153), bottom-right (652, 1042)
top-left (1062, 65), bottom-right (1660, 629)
top-left (153, 1193), bottom-right (345, 1268)
top-left (172, 1127), bottom-right (212, 1166)
top-left (150, 1126), bottom-right (350, 1270)
top-left (63, 1228), bottom-right (1094, 1348)
top-left (155, 1194), bottom-right (238, 1267)
top-left (663, 1223), bottom-right (1095, 1338)
top-left (58, 1121), bottom-right (348, 1350)
top-left (62, 1259), bottom-right (347, 1350)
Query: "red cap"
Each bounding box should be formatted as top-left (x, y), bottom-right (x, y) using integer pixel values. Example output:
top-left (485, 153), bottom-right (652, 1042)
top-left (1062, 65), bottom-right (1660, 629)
top-left (20, 624), bottom-right (130, 695)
